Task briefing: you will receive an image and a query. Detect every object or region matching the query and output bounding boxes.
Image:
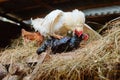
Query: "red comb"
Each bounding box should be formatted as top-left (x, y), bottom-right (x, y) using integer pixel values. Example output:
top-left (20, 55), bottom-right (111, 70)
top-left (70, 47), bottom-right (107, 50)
top-left (74, 29), bottom-right (83, 37)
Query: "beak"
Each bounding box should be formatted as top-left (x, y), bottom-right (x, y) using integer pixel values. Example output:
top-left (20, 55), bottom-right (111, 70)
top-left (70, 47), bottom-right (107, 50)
top-left (74, 25), bottom-right (83, 37)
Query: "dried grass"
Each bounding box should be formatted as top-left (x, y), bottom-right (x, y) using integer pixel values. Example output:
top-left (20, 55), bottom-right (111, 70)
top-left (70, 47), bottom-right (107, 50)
top-left (0, 18), bottom-right (120, 80)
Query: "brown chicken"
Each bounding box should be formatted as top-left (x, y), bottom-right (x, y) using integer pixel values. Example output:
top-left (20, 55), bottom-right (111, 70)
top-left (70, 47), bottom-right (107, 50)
top-left (21, 29), bottom-right (43, 46)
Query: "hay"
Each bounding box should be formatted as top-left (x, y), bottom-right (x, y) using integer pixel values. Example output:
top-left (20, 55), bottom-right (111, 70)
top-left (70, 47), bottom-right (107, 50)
top-left (0, 18), bottom-right (120, 80)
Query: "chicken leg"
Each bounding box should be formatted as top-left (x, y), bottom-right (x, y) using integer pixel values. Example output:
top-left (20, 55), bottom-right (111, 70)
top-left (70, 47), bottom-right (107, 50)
top-left (52, 34), bottom-right (64, 39)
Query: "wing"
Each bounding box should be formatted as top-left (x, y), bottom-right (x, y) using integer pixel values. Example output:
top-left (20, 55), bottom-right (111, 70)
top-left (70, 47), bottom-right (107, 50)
top-left (31, 10), bottom-right (63, 37)
top-left (42, 9), bottom-right (63, 36)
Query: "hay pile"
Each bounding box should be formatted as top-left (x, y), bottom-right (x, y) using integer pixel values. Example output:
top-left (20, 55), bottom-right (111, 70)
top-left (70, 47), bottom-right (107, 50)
top-left (0, 17), bottom-right (120, 80)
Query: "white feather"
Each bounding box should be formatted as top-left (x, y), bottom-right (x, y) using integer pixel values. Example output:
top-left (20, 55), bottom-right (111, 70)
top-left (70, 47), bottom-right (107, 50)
top-left (63, 9), bottom-right (85, 30)
top-left (31, 18), bottom-right (44, 31)
top-left (31, 9), bottom-right (85, 37)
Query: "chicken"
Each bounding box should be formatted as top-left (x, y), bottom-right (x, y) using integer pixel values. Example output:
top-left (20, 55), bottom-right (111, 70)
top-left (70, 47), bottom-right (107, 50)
top-left (31, 9), bottom-right (86, 39)
top-left (21, 29), bottom-right (43, 46)
top-left (36, 31), bottom-right (88, 54)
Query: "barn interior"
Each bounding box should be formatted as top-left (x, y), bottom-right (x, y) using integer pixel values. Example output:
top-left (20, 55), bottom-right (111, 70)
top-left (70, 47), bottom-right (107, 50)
top-left (0, 0), bottom-right (120, 47)
top-left (0, 1), bottom-right (120, 80)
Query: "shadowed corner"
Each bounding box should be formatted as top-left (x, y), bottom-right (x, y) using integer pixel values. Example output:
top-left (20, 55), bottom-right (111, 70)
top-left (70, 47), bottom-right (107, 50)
top-left (0, 20), bottom-right (21, 48)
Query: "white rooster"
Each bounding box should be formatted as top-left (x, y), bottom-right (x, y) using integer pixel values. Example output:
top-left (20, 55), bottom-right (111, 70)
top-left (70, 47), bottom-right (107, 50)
top-left (31, 9), bottom-right (101, 39)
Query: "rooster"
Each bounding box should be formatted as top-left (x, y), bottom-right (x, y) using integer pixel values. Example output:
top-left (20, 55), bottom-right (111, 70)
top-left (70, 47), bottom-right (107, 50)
top-left (36, 31), bottom-right (88, 54)
top-left (31, 9), bottom-right (88, 39)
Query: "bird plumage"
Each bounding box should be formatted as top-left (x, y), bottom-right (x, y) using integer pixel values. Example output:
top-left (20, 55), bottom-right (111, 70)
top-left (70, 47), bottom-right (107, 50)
top-left (31, 9), bottom-right (85, 37)
top-left (21, 29), bottom-right (43, 46)
top-left (37, 31), bottom-right (88, 54)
